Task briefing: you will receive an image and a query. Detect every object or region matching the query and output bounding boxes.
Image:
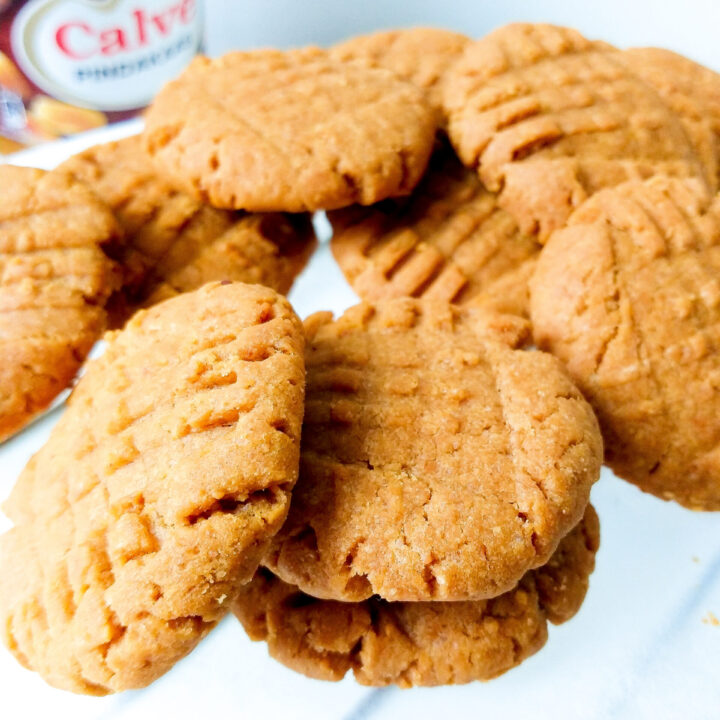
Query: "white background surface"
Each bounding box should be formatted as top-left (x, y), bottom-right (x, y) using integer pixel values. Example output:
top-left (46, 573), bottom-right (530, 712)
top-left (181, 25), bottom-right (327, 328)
top-left (1, 1), bottom-right (720, 719)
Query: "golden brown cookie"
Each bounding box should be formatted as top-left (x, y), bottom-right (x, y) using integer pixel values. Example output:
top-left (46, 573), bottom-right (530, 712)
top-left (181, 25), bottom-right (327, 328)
top-left (60, 136), bottom-right (316, 321)
top-left (0, 282), bottom-right (306, 694)
top-left (264, 298), bottom-right (602, 602)
top-left (329, 146), bottom-right (540, 317)
top-left (0, 165), bottom-right (120, 443)
top-left (330, 28), bottom-right (470, 119)
top-left (443, 23), bottom-right (707, 242)
top-left (237, 505), bottom-right (599, 687)
top-left (143, 48), bottom-right (437, 212)
top-left (530, 176), bottom-right (720, 510)
top-left (621, 47), bottom-right (720, 191)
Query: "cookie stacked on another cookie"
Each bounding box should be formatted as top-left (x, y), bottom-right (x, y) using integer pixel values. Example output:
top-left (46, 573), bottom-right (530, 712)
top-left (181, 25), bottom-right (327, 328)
top-left (233, 298), bottom-right (603, 686)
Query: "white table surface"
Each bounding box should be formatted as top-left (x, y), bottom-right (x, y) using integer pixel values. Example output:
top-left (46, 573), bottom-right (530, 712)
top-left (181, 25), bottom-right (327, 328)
top-left (2, 2), bottom-right (720, 718)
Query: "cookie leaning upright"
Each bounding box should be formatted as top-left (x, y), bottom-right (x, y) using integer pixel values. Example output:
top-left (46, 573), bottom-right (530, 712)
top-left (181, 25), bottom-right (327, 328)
top-left (143, 48), bottom-right (437, 212)
top-left (265, 298), bottom-right (602, 602)
top-left (329, 144), bottom-right (540, 317)
top-left (0, 282), bottom-right (305, 694)
top-left (0, 165), bottom-right (120, 443)
top-left (531, 176), bottom-right (720, 510)
top-left (442, 23), bottom-right (708, 241)
top-left (237, 506), bottom-right (599, 687)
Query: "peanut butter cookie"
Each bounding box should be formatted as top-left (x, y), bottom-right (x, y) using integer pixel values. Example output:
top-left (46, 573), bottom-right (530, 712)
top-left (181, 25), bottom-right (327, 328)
top-left (265, 298), bottom-right (602, 602)
top-left (330, 28), bottom-right (470, 119)
top-left (621, 47), bottom-right (720, 191)
top-left (61, 137), bottom-right (316, 322)
top-left (531, 176), bottom-right (720, 510)
top-left (329, 146), bottom-right (540, 317)
top-left (237, 505), bottom-right (599, 687)
top-left (143, 48), bottom-right (436, 212)
top-left (443, 23), bottom-right (707, 241)
top-left (0, 282), bottom-right (306, 694)
top-left (0, 165), bottom-right (120, 443)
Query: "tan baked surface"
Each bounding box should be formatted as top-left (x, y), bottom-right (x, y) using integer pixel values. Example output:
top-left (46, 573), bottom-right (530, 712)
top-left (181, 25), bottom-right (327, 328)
top-left (265, 298), bottom-right (602, 602)
top-left (621, 47), bottom-right (720, 191)
top-left (329, 146), bottom-right (540, 317)
top-left (0, 282), bottom-right (306, 694)
top-left (143, 48), bottom-right (437, 212)
top-left (61, 137), bottom-right (316, 319)
top-left (531, 176), bottom-right (720, 510)
top-left (0, 165), bottom-right (120, 443)
top-left (237, 505), bottom-right (599, 687)
top-left (330, 28), bottom-right (470, 117)
top-left (443, 23), bottom-right (706, 242)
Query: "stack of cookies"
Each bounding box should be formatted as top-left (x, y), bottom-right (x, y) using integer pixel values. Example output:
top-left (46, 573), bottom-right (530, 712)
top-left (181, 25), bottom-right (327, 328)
top-left (0, 21), bottom-right (718, 696)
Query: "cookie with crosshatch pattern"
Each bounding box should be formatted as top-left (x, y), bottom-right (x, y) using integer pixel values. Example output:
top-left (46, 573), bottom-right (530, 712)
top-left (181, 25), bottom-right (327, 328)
top-left (0, 282), bottom-right (305, 694)
top-left (143, 48), bottom-right (437, 212)
top-left (61, 136), bottom-right (316, 323)
top-left (264, 298), bottom-right (602, 602)
top-left (0, 164), bottom-right (120, 443)
top-left (531, 176), bottom-right (720, 510)
top-left (443, 23), bottom-right (709, 242)
top-left (329, 145), bottom-right (540, 318)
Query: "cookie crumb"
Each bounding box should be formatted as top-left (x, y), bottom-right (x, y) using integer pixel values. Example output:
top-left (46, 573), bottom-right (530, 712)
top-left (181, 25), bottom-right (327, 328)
top-left (702, 612), bottom-right (719, 626)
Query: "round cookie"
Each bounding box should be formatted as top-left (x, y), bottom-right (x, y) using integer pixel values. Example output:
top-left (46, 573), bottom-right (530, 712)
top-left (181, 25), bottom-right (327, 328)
top-left (237, 505), bottom-right (599, 687)
top-left (0, 282), bottom-right (306, 694)
top-left (442, 23), bottom-right (708, 242)
top-left (143, 48), bottom-right (437, 212)
top-left (330, 28), bottom-right (470, 119)
top-left (329, 145), bottom-right (540, 318)
top-left (621, 47), bottom-right (720, 191)
top-left (60, 136), bottom-right (316, 321)
top-left (264, 298), bottom-right (602, 602)
top-left (530, 176), bottom-right (720, 510)
top-left (0, 165), bottom-right (120, 443)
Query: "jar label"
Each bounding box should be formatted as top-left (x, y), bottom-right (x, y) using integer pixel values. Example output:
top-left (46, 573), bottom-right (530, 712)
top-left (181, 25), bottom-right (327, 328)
top-left (11, 0), bottom-right (202, 111)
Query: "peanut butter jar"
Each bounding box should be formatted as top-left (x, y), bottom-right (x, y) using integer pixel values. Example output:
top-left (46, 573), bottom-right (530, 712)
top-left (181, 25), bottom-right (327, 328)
top-left (0, 0), bottom-right (203, 152)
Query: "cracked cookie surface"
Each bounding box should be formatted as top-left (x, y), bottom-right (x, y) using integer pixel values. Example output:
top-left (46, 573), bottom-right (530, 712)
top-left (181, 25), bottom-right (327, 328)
top-left (61, 136), bottom-right (316, 323)
top-left (329, 145), bottom-right (540, 318)
top-left (531, 176), bottom-right (720, 510)
top-left (443, 23), bottom-right (707, 242)
top-left (0, 282), bottom-right (306, 694)
top-left (143, 48), bottom-right (437, 212)
top-left (237, 505), bottom-right (599, 687)
top-left (330, 28), bottom-right (470, 120)
top-left (0, 165), bottom-right (120, 443)
top-left (264, 298), bottom-right (602, 602)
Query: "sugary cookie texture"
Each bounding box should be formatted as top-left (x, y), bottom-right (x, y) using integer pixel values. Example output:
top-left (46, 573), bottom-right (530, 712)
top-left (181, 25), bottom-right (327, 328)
top-left (265, 298), bottom-right (602, 602)
top-left (531, 176), bottom-right (720, 510)
top-left (61, 136), bottom-right (316, 322)
top-left (443, 23), bottom-right (707, 241)
top-left (329, 145), bottom-right (540, 318)
top-left (0, 282), bottom-right (306, 694)
top-left (144, 48), bottom-right (437, 212)
top-left (0, 165), bottom-right (120, 442)
top-left (237, 506), bottom-right (599, 687)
